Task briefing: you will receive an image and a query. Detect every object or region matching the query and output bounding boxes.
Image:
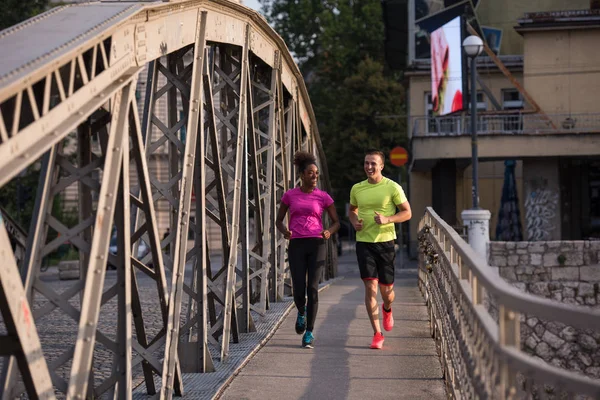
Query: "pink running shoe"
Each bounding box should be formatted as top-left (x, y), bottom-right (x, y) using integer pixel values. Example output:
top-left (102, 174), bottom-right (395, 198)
top-left (370, 332), bottom-right (384, 349)
top-left (382, 305), bottom-right (394, 331)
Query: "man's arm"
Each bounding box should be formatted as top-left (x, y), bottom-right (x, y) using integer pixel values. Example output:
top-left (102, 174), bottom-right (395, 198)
top-left (375, 201), bottom-right (412, 225)
top-left (348, 204), bottom-right (364, 231)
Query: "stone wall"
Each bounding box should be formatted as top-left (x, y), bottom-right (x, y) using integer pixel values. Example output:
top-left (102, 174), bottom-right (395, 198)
top-left (488, 240), bottom-right (600, 380)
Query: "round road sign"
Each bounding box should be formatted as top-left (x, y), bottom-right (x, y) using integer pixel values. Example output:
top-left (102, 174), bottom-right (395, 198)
top-left (389, 146), bottom-right (408, 167)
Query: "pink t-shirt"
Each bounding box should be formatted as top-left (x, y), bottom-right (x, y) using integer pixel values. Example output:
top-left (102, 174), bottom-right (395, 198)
top-left (281, 187), bottom-right (334, 239)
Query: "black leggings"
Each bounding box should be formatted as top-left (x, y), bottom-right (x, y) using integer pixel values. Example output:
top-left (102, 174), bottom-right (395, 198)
top-left (288, 238), bottom-right (326, 332)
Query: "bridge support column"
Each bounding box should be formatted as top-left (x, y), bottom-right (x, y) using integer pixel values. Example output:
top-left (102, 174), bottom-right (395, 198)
top-left (461, 209), bottom-right (491, 261)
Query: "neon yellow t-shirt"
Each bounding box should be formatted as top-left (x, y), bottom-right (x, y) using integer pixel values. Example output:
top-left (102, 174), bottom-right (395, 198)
top-left (349, 177), bottom-right (408, 243)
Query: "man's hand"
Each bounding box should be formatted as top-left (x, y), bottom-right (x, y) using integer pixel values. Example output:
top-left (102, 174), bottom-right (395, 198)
top-left (353, 219), bottom-right (364, 231)
top-left (321, 230), bottom-right (331, 239)
top-left (283, 229), bottom-right (292, 240)
top-left (374, 212), bottom-right (388, 225)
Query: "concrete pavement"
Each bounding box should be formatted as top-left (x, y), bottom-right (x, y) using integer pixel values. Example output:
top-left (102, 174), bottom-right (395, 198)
top-left (217, 250), bottom-right (446, 400)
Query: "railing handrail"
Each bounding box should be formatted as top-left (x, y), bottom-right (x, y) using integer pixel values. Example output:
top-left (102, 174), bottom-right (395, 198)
top-left (422, 206), bottom-right (600, 332)
top-left (420, 206), bottom-right (600, 398)
top-left (411, 112), bottom-right (600, 136)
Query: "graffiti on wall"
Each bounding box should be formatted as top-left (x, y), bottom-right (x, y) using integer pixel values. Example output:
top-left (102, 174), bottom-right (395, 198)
top-left (525, 179), bottom-right (559, 241)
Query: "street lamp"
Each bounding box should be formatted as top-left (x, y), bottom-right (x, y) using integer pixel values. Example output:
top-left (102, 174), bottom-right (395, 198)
top-left (463, 35), bottom-right (484, 209)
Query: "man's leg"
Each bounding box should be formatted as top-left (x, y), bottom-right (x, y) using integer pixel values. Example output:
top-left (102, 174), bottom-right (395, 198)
top-left (380, 284), bottom-right (395, 310)
top-left (363, 279), bottom-right (381, 334)
top-left (377, 240), bottom-right (397, 331)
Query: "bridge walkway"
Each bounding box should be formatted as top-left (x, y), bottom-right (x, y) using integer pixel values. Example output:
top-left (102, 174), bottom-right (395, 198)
top-left (217, 251), bottom-right (446, 399)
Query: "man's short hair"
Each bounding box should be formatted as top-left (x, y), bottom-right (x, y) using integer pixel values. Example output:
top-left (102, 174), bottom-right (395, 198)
top-left (365, 149), bottom-right (385, 164)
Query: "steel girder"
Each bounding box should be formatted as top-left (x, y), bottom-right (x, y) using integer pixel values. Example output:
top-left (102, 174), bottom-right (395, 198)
top-left (0, 1), bottom-right (336, 398)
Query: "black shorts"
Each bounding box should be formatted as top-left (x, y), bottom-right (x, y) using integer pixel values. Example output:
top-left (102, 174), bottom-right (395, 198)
top-left (356, 241), bottom-right (396, 286)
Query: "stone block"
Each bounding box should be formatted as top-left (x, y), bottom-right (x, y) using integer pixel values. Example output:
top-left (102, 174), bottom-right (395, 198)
top-left (494, 257), bottom-right (507, 267)
top-left (525, 336), bottom-right (538, 350)
top-left (585, 367), bottom-right (600, 379)
top-left (513, 282), bottom-right (527, 292)
top-left (552, 267), bottom-right (579, 281)
top-left (531, 253), bottom-right (542, 266)
top-left (585, 297), bottom-right (597, 306)
top-left (563, 298), bottom-right (578, 305)
top-left (565, 253), bottom-right (584, 266)
top-left (58, 260), bottom-right (80, 280)
top-left (506, 242), bottom-right (516, 250)
top-left (548, 282), bottom-right (562, 291)
top-left (517, 242), bottom-right (529, 249)
top-left (534, 324), bottom-right (545, 338)
top-left (543, 253), bottom-right (559, 267)
top-left (508, 254), bottom-right (520, 266)
top-left (526, 317), bottom-right (539, 328)
top-left (568, 360), bottom-right (583, 372)
top-left (529, 243), bottom-right (545, 253)
top-left (580, 265), bottom-right (600, 282)
top-left (535, 342), bottom-right (552, 361)
top-left (519, 255), bottom-right (529, 264)
top-left (548, 241), bottom-right (561, 249)
top-left (557, 343), bottom-right (573, 358)
top-left (578, 353), bottom-right (593, 367)
top-left (546, 321), bottom-right (566, 335)
top-left (530, 282), bottom-right (550, 297)
top-left (499, 268), bottom-right (517, 282)
top-left (516, 249), bottom-right (528, 255)
top-left (516, 265), bottom-right (534, 275)
top-left (580, 334), bottom-right (598, 351)
top-left (578, 283), bottom-right (595, 297)
top-left (551, 292), bottom-right (563, 302)
top-left (550, 358), bottom-right (566, 369)
top-left (543, 330), bottom-right (565, 349)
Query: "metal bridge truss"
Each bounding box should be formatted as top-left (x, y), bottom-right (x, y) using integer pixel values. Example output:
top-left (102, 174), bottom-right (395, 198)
top-left (0, 1), bottom-right (336, 399)
top-left (418, 207), bottom-right (600, 400)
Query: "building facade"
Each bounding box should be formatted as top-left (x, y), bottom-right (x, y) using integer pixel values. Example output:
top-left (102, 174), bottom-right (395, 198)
top-left (407, 3), bottom-right (600, 254)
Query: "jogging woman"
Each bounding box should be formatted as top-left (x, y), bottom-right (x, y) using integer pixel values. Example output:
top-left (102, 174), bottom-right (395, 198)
top-left (276, 151), bottom-right (340, 348)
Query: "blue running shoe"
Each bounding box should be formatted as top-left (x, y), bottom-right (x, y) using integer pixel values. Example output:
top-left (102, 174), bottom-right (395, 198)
top-left (302, 331), bottom-right (314, 348)
top-left (295, 309), bottom-right (306, 334)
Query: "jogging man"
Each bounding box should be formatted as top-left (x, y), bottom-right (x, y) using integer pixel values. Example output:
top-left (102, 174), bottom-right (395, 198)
top-left (348, 149), bottom-right (412, 349)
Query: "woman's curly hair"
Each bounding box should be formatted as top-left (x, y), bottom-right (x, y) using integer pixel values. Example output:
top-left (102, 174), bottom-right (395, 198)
top-left (293, 151), bottom-right (317, 173)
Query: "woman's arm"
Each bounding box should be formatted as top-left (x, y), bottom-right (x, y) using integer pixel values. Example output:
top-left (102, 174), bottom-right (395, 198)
top-left (276, 203), bottom-right (292, 239)
top-left (321, 204), bottom-right (340, 239)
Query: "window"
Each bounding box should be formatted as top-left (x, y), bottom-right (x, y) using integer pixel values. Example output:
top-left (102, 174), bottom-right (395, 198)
top-left (502, 89), bottom-right (523, 110)
top-left (502, 89), bottom-right (524, 132)
top-left (467, 92), bottom-right (488, 112)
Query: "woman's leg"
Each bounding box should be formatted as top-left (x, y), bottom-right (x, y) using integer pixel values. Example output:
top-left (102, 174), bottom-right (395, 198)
top-left (288, 239), bottom-right (308, 313)
top-left (305, 239), bottom-right (326, 331)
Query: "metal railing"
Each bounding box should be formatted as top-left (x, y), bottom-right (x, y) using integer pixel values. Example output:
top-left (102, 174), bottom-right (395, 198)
top-left (417, 207), bottom-right (600, 399)
top-left (412, 113), bottom-right (600, 137)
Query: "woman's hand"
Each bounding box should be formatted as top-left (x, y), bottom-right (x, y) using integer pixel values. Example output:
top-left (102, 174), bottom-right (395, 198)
top-left (321, 230), bottom-right (331, 239)
top-left (283, 229), bottom-right (292, 240)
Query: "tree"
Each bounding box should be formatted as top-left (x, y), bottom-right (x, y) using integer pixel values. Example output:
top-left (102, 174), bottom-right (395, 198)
top-left (260, 0), bottom-right (408, 212)
top-left (0, 0), bottom-right (49, 30)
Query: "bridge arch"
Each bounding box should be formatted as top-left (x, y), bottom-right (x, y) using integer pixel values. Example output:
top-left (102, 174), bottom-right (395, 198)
top-left (0, 1), bottom-right (335, 398)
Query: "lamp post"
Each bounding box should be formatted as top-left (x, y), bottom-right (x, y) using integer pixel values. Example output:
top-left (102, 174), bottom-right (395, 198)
top-left (460, 35), bottom-right (490, 261)
top-left (463, 35), bottom-right (484, 209)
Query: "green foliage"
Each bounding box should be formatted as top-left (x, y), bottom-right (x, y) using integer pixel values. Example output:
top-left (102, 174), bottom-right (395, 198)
top-left (261, 0), bottom-right (408, 212)
top-left (0, 0), bottom-right (49, 30)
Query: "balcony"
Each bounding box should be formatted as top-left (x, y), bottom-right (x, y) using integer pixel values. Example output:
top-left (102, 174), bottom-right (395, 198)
top-left (411, 112), bottom-right (600, 137)
top-left (409, 113), bottom-right (600, 170)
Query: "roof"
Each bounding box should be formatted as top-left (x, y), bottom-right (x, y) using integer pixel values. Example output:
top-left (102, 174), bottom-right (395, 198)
top-left (516, 9), bottom-right (600, 32)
